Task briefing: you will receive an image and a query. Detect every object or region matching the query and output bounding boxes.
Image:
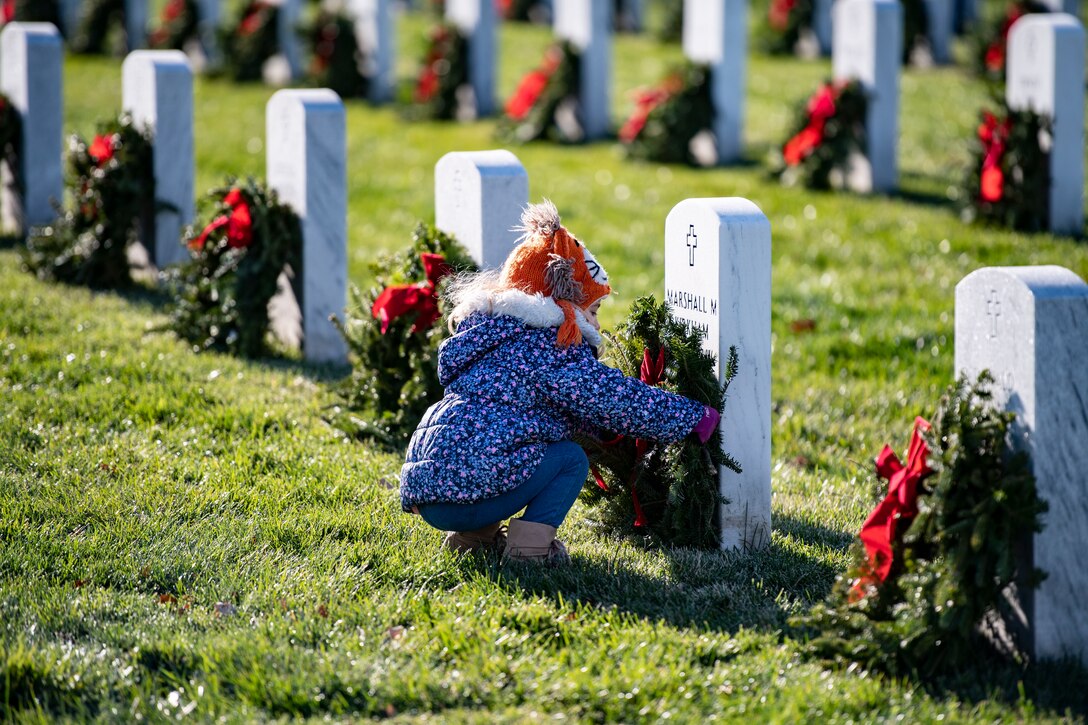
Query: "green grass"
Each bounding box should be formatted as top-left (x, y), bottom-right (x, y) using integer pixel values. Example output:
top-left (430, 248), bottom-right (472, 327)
top-left (4, 5), bottom-right (1088, 721)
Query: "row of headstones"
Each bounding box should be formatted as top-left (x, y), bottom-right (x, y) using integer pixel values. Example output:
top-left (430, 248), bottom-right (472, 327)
top-left (2, 20), bottom-right (1085, 669)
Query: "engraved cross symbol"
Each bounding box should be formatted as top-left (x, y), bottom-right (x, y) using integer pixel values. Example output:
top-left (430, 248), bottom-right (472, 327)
top-left (985, 289), bottom-right (1001, 339)
top-left (686, 225), bottom-right (697, 267)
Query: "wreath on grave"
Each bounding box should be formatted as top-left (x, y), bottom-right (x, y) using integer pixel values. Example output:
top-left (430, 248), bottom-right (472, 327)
top-left (960, 100), bottom-right (1051, 233)
top-left (762, 0), bottom-right (816, 55)
top-left (303, 8), bottom-right (368, 99)
top-left (497, 41), bottom-right (583, 143)
top-left (23, 114), bottom-right (154, 289)
top-left (409, 22), bottom-right (470, 120)
top-left (972, 0), bottom-right (1048, 82)
top-left (501, 0), bottom-right (547, 23)
top-left (329, 224), bottom-right (478, 450)
top-left (71, 0), bottom-right (125, 54)
top-left (3, 0), bottom-right (62, 28)
top-left (790, 372), bottom-right (1046, 676)
top-left (165, 179), bottom-right (302, 358)
top-left (148, 0), bottom-right (200, 51)
top-left (579, 296), bottom-right (741, 549)
top-left (220, 0), bottom-right (279, 82)
top-left (775, 78), bottom-right (867, 190)
top-left (619, 61), bottom-right (715, 165)
top-left (0, 93), bottom-right (21, 206)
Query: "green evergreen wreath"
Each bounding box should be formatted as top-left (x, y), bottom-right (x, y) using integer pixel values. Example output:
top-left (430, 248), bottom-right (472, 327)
top-left (23, 115), bottom-right (154, 289)
top-left (408, 22), bottom-right (469, 120)
top-left (620, 62), bottom-right (714, 165)
top-left (71, 0), bottom-right (124, 54)
top-left (9, 0), bottom-right (62, 29)
top-left (580, 296), bottom-right (741, 549)
top-left (0, 93), bottom-right (21, 208)
top-left (220, 0), bottom-right (279, 82)
top-left (776, 79), bottom-right (867, 190)
top-left (329, 224), bottom-right (477, 451)
top-left (790, 373), bottom-right (1046, 677)
top-left (960, 100), bottom-right (1051, 233)
top-left (165, 179), bottom-right (302, 358)
top-left (148, 0), bottom-right (200, 51)
top-left (303, 8), bottom-right (368, 100)
top-left (761, 0), bottom-right (816, 55)
top-left (496, 41), bottom-right (582, 143)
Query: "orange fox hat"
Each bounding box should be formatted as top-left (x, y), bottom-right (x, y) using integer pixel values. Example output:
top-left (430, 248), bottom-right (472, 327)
top-left (499, 200), bottom-right (611, 347)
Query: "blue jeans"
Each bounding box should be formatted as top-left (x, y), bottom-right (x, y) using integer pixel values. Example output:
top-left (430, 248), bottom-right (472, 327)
top-left (416, 442), bottom-right (589, 531)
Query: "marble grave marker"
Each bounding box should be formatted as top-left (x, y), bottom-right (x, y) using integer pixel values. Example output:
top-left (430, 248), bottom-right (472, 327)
top-left (955, 265), bottom-right (1088, 666)
top-left (0, 22), bottom-right (63, 234)
top-left (446, 0), bottom-right (496, 117)
top-left (664, 198), bottom-right (772, 552)
top-left (266, 89), bottom-right (348, 364)
top-left (1006, 13), bottom-right (1085, 235)
top-left (554, 0), bottom-right (611, 140)
top-left (832, 0), bottom-right (901, 192)
top-left (683, 0), bottom-right (748, 163)
top-left (435, 150), bottom-right (529, 270)
top-left (349, 0), bottom-right (394, 103)
top-left (122, 50), bottom-right (194, 268)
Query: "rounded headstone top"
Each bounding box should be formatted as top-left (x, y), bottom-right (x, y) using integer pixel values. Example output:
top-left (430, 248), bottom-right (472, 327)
top-left (267, 88), bottom-right (344, 112)
top-left (667, 197), bottom-right (769, 225)
top-left (0, 21), bottom-right (62, 40)
top-left (435, 150), bottom-right (526, 177)
top-left (1010, 11), bottom-right (1085, 34)
top-left (122, 49), bottom-right (192, 71)
top-left (957, 265), bottom-right (1088, 299)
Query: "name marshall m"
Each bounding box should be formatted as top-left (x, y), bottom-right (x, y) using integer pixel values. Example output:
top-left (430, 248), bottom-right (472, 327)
top-left (665, 289), bottom-right (718, 315)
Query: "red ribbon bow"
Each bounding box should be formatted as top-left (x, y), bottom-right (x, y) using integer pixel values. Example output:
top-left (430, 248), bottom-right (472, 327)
top-left (190, 188), bottom-right (254, 251)
top-left (371, 253), bottom-right (453, 335)
top-left (977, 111), bottom-right (1010, 204)
top-left (783, 82), bottom-right (841, 167)
top-left (88, 134), bottom-right (115, 165)
top-left (853, 416), bottom-right (933, 598)
top-left (590, 346), bottom-right (667, 528)
top-left (505, 47), bottom-right (562, 121)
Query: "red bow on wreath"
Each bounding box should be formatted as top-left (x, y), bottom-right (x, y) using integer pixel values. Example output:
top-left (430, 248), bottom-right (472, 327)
top-left (783, 82), bottom-right (840, 167)
top-left (768, 0), bottom-right (797, 32)
top-left (88, 134), bottom-right (115, 165)
top-left (978, 111), bottom-right (1010, 204)
top-left (1, 0), bottom-right (15, 23)
top-left (591, 347), bottom-right (667, 528)
top-left (190, 188), bottom-right (254, 251)
top-left (371, 253), bottom-right (453, 335)
top-left (505, 46), bottom-right (562, 121)
top-left (852, 416), bottom-right (932, 600)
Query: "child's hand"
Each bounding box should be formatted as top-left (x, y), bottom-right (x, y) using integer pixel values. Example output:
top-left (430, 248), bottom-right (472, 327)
top-left (690, 406), bottom-right (720, 444)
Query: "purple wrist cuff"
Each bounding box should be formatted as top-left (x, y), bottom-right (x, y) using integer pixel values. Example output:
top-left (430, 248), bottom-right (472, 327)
top-left (692, 406), bottom-right (720, 444)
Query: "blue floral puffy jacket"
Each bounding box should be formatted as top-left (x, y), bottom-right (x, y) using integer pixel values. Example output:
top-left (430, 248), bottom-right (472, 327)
top-left (400, 311), bottom-right (705, 510)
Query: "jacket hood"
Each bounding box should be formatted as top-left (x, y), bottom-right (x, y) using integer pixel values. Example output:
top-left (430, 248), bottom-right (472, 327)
top-left (439, 289), bottom-right (602, 386)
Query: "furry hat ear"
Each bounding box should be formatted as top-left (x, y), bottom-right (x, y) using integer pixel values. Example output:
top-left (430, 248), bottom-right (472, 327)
top-left (544, 254), bottom-right (584, 303)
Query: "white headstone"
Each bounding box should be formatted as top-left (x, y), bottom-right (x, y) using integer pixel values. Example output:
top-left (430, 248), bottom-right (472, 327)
top-left (274, 0), bottom-right (302, 79)
top-left (434, 150), bottom-right (529, 270)
top-left (0, 22), bottom-right (63, 233)
top-left (663, 198), bottom-right (772, 552)
top-left (1006, 14), bottom-right (1084, 236)
top-left (682, 0), bottom-right (747, 164)
top-left (446, 0), bottom-right (496, 117)
top-left (832, 0), bottom-right (901, 193)
top-left (923, 0), bottom-right (953, 63)
top-left (349, 0), bottom-right (394, 103)
top-left (554, 0), bottom-right (611, 140)
top-left (813, 0), bottom-right (832, 55)
top-left (266, 89), bottom-right (348, 364)
top-left (125, 0), bottom-right (147, 49)
top-left (195, 0), bottom-right (222, 67)
top-left (955, 265), bottom-right (1088, 666)
top-left (59, 0), bottom-right (83, 39)
top-left (122, 50), bottom-right (193, 269)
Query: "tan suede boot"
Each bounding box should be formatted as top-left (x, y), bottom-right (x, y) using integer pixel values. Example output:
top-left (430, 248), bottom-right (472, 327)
top-left (442, 522), bottom-right (507, 554)
top-left (503, 519), bottom-right (570, 564)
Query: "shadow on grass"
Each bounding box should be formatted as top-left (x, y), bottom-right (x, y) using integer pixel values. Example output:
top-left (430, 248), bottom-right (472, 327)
top-left (485, 513), bottom-right (844, 633)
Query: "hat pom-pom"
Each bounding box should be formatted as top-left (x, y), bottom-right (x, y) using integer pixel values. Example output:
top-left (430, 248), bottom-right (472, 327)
top-left (515, 200), bottom-right (562, 241)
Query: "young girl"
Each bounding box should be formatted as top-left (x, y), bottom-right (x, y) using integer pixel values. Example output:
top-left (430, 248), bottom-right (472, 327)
top-left (400, 201), bottom-right (720, 562)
